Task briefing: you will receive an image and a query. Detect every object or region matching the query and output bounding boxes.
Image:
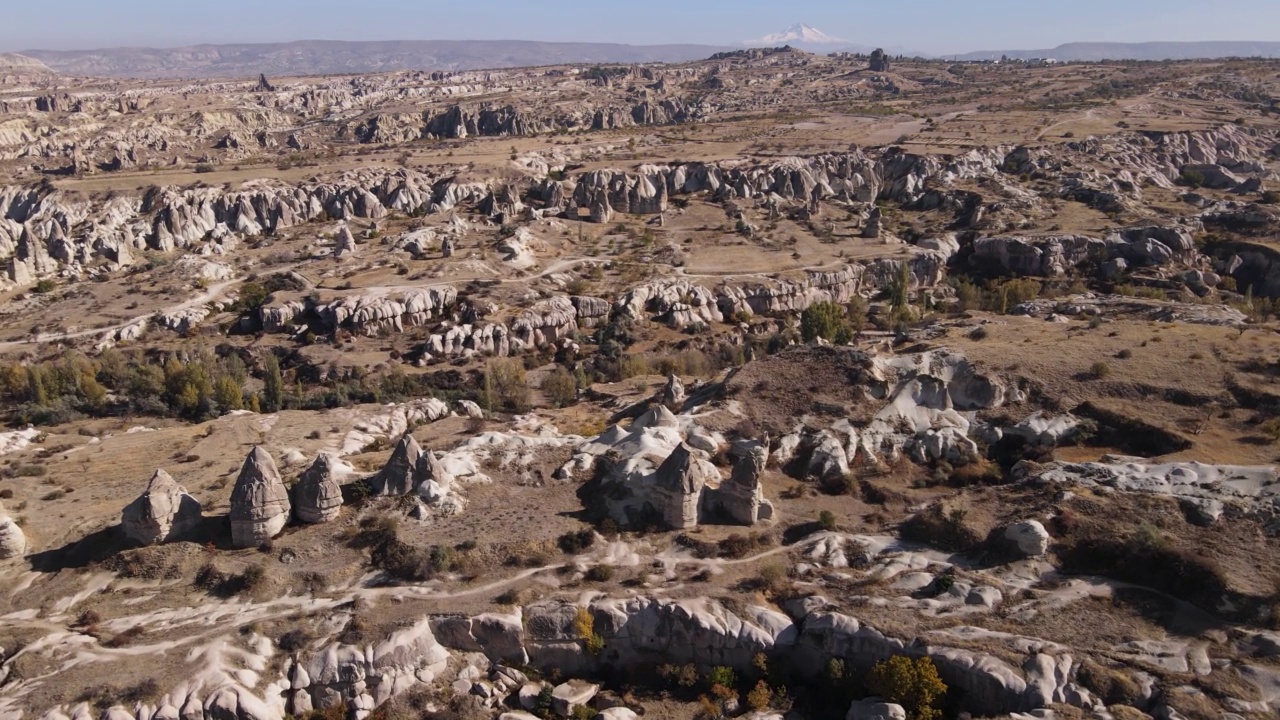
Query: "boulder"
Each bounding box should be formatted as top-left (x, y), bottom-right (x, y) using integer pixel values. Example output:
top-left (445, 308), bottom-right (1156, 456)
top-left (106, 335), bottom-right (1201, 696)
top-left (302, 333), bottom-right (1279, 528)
top-left (0, 500), bottom-right (26, 558)
top-left (1004, 520), bottom-right (1050, 558)
top-left (847, 700), bottom-right (907, 720)
top-left (552, 680), bottom-right (600, 718)
top-left (518, 683), bottom-right (545, 709)
top-left (121, 469), bottom-right (203, 545)
top-left (229, 447), bottom-right (291, 548)
top-left (457, 400), bottom-right (484, 419)
top-left (371, 433), bottom-right (422, 496)
top-left (293, 453), bottom-right (343, 524)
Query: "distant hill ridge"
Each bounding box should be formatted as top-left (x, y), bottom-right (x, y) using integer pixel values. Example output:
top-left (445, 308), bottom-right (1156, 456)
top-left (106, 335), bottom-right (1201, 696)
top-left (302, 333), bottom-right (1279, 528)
top-left (949, 41), bottom-right (1280, 62)
top-left (0, 52), bottom-right (54, 74)
top-left (20, 39), bottom-right (733, 79)
top-left (17, 38), bottom-right (1280, 80)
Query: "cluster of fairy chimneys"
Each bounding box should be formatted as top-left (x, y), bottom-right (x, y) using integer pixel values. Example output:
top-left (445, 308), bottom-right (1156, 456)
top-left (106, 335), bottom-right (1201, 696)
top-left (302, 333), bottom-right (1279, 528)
top-left (118, 433), bottom-right (448, 549)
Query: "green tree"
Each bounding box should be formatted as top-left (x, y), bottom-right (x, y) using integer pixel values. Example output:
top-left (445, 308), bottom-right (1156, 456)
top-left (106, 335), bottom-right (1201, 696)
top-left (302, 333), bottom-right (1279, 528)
top-left (262, 354), bottom-right (284, 413)
top-left (236, 282), bottom-right (270, 313)
top-left (889, 262), bottom-right (912, 312)
top-left (214, 376), bottom-right (244, 411)
top-left (847, 296), bottom-right (869, 334)
top-left (866, 656), bottom-right (947, 720)
top-left (801, 301), bottom-right (852, 344)
top-left (27, 366), bottom-right (48, 405)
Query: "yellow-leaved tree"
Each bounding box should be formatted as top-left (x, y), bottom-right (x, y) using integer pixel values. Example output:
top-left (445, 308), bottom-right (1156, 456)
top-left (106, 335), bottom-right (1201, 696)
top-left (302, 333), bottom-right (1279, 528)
top-left (866, 655), bottom-right (947, 720)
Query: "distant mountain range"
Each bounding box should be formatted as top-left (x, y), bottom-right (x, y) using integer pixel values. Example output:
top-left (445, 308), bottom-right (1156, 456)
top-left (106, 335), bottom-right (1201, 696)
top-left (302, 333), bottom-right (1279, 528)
top-left (19, 40), bottom-right (732, 79)
top-left (948, 41), bottom-right (1280, 62)
top-left (13, 37), bottom-right (1280, 81)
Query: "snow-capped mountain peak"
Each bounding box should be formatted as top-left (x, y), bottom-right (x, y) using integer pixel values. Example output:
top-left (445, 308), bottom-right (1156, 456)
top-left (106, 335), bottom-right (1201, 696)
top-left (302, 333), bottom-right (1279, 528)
top-left (754, 24), bottom-right (846, 46)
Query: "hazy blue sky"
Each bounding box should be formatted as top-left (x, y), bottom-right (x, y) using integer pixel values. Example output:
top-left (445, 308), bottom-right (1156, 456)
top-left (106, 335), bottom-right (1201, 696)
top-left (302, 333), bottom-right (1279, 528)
top-left (4, 0), bottom-right (1279, 54)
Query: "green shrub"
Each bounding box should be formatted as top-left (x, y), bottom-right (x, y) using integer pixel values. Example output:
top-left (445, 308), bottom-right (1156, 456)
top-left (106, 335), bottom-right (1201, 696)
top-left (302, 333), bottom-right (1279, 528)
top-left (818, 510), bottom-right (837, 531)
top-left (801, 302), bottom-right (853, 344)
top-left (542, 367), bottom-right (578, 408)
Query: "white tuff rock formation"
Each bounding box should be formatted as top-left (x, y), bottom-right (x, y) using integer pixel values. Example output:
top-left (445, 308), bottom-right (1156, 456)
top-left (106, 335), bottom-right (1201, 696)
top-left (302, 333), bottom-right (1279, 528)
top-left (120, 469), bottom-right (203, 545)
top-left (371, 433), bottom-right (422, 496)
top-left (0, 500), bottom-right (25, 558)
top-left (229, 446), bottom-right (291, 548)
top-left (293, 453), bottom-right (343, 524)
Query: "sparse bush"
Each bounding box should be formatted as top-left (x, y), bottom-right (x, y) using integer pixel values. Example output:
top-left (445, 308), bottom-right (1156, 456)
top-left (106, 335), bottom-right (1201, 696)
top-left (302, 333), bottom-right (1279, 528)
top-left (278, 628), bottom-right (313, 653)
top-left (542, 367), bottom-right (577, 408)
top-left (75, 608), bottom-right (103, 628)
top-left (1076, 659), bottom-right (1142, 706)
top-left (1090, 361), bottom-right (1111, 379)
top-left (900, 505), bottom-right (980, 552)
top-left (708, 665), bottom-right (737, 691)
top-left (818, 510), bottom-right (837, 531)
top-left (495, 587), bottom-right (527, 606)
top-left (103, 625), bottom-right (146, 648)
top-left (482, 358), bottom-right (531, 413)
top-left (1261, 418), bottom-right (1280, 443)
top-left (558, 529), bottom-right (596, 554)
top-left (747, 680), bottom-right (773, 710)
top-left (573, 606), bottom-right (605, 654)
top-left (757, 562), bottom-right (787, 596)
top-left (121, 678), bottom-right (161, 704)
top-left (585, 565), bottom-right (614, 582)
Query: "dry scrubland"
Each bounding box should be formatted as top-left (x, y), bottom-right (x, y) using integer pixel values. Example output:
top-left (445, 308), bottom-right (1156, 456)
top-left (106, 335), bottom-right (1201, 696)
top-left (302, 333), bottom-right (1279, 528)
top-left (1, 47), bottom-right (1280, 720)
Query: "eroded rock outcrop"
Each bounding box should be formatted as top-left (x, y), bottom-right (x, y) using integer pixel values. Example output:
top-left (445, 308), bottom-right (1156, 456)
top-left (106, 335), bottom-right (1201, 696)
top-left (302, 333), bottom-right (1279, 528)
top-left (702, 438), bottom-right (774, 525)
top-left (293, 453), bottom-right (343, 524)
top-left (371, 433), bottom-right (423, 496)
top-left (0, 500), bottom-right (25, 558)
top-left (229, 447), bottom-right (291, 548)
top-left (652, 444), bottom-right (711, 530)
top-left (121, 469), bottom-right (203, 545)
